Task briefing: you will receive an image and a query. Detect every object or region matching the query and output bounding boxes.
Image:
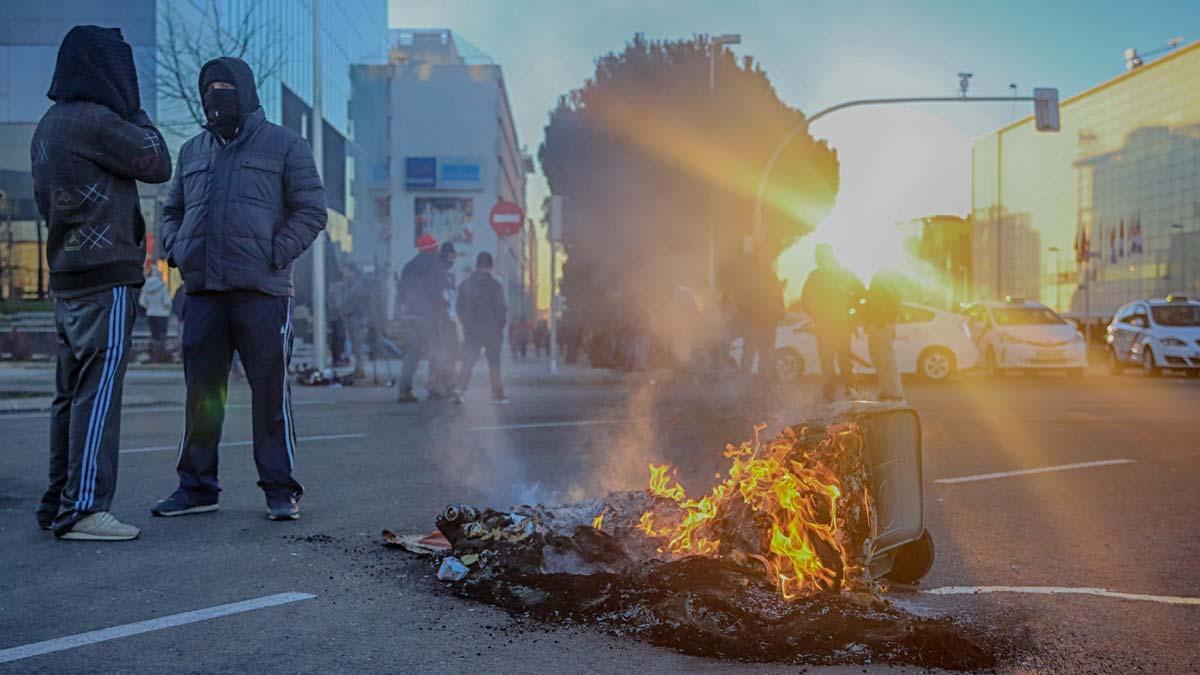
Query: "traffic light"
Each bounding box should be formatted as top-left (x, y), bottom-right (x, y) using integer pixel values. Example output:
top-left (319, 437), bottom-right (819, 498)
top-left (1033, 88), bottom-right (1060, 132)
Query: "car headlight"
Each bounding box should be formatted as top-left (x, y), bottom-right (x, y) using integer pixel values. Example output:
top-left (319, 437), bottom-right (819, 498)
top-left (1160, 337), bottom-right (1188, 347)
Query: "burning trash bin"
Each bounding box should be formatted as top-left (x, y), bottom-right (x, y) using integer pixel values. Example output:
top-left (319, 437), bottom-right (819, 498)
top-left (385, 404), bottom-right (1004, 669)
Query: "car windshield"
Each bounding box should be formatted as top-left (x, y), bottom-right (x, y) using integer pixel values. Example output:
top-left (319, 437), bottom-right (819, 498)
top-left (1152, 306), bottom-right (1200, 326)
top-left (990, 307), bottom-right (1065, 326)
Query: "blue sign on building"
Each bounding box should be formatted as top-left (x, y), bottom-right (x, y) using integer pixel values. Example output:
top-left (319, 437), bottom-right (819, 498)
top-left (405, 157), bottom-right (437, 190)
top-left (439, 159), bottom-right (482, 191)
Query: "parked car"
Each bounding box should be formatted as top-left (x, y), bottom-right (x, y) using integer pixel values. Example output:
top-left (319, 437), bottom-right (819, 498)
top-left (962, 299), bottom-right (1087, 376)
top-left (768, 302), bottom-right (978, 382)
top-left (1106, 295), bottom-right (1200, 376)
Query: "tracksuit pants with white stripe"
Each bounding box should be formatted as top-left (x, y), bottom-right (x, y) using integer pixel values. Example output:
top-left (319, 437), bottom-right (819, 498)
top-left (41, 286), bottom-right (135, 535)
top-left (175, 291), bottom-right (302, 501)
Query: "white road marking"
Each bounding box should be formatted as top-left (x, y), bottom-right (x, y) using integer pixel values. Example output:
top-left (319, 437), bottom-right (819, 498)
top-left (0, 400), bottom-right (322, 422)
top-left (923, 585), bottom-right (1200, 606)
top-left (469, 419), bottom-right (635, 432)
top-left (934, 459), bottom-right (1135, 485)
top-left (121, 433), bottom-right (365, 454)
top-left (0, 592), bottom-right (316, 664)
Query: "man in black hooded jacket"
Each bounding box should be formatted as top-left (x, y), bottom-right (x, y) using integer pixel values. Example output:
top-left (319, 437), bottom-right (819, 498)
top-left (153, 57), bottom-right (326, 522)
top-left (31, 26), bottom-right (173, 541)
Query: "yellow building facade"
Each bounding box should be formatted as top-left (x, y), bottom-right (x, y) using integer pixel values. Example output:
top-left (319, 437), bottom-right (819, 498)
top-left (973, 42), bottom-right (1200, 319)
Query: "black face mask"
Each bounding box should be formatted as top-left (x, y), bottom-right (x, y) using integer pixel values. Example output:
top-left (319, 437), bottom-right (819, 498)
top-left (203, 88), bottom-right (241, 139)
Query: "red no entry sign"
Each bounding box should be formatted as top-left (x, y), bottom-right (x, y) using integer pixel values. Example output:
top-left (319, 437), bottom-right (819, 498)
top-left (489, 199), bottom-right (525, 237)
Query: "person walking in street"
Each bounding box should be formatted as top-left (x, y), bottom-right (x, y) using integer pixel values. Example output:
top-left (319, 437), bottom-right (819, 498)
top-left (456, 252), bottom-right (508, 403)
top-left (863, 269), bottom-right (905, 402)
top-left (32, 26), bottom-right (173, 540)
top-left (396, 234), bottom-right (452, 402)
top-left (153, 56), bottom-right (326, 521)
top-left (800, 244), bottom-right (865, 401)
top-left (139, 269), bottom-right (172, 362)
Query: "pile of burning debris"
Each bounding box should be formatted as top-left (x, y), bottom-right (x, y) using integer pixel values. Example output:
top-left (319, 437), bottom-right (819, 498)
top-left (386, 415), bottom-right (1006, 669)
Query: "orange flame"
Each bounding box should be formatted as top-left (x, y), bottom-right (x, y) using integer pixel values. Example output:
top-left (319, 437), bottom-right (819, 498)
top-left (638, 424), bottom-right (870, 599)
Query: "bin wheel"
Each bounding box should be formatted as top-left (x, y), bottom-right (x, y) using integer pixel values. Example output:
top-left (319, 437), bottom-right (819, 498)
top-left (884, 529), bottom-right (935, 584)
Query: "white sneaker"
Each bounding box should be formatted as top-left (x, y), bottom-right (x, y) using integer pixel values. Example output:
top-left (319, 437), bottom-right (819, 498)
top-left (58, 512), bottom-right (140, 541)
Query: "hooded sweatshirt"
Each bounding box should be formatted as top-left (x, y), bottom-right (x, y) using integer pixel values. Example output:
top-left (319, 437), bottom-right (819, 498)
top-left (161, 57), bottom-right (326, 297)
top-left (31, 26), bottom-right (173, 297)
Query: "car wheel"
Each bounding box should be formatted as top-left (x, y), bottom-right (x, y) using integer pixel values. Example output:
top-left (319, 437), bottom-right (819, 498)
top-left (774, 348), bottom-right (803, 383)
top-left (884, 529), bottom-right (935, 584)
top-left (1142, 348), bottom-right (1161, 377)
top-left (1107, 348), bottom-right (1125, 375)
top-left (984, 348), bottom-right (1000, 377)
top-left (918, 347), bottom-right (955, 381)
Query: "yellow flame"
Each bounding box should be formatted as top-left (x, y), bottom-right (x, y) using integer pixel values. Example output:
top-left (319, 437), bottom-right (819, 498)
top-left (638, 424), bottom-right (866, 598)
top-left (593, 513), bottom-right (604, 529)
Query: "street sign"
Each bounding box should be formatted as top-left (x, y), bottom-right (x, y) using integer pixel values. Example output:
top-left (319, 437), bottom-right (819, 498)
top-left (1033, 88), bottom-right (1060, 132)
top-left (489, 199), bottom-right (525, 237)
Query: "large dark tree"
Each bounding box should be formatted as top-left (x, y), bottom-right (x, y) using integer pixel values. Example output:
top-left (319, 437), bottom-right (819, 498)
top-left (540, 35), bottom-right (839, 338)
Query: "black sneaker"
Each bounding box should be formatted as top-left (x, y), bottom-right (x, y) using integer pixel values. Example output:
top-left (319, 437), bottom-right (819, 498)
top-left (151, 491), bottom-right (219, 517)
top-left (397, 389), bottom-right (419, 404)
top-left (267, 496), bottom-right (300, 521)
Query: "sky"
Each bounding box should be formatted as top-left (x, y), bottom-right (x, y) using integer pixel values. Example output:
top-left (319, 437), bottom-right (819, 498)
top-left (389, 0), bottom-right (1200, 299)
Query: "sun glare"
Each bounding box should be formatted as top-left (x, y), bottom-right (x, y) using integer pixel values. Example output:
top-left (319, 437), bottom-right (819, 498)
top-left (778, 107), bottom-right (971, 299)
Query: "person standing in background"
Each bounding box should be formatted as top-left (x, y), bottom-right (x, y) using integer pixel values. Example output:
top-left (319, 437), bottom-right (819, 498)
top-left (32, 26), bottom-right (173, 540)
top-left (139, 269), bottom-right (172, 362)
top-left (800, 244), bottom-right (865, 401)
top-left (396, 234), bottom-right (451, 402)
top-left (456, 252), bottom-right (508, 404)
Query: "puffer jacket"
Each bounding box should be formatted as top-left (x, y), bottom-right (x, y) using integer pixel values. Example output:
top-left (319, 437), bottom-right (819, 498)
top-left (31, 26), bottom-right (173, 297)
top-left (161, 57), bottom-right (326, 296)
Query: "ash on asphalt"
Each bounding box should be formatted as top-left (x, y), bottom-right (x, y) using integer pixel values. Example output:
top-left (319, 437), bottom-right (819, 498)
top-left (390, 549), bottom-right (1020, 671)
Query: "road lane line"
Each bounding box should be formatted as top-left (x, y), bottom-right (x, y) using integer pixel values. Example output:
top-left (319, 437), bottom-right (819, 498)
top-left (0, 592), bottom-right (316, 664)
top-left (121, 433), bottom-right (365, 454)
top-left (934, 459), bottom-right (1135, 485)
top-left (469, 419), bottom-right (636, 432)
top-left (923, 585), bottom-right (1200, 606)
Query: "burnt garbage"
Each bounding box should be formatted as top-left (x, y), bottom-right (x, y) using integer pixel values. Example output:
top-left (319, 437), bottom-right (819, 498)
top-left (385, 417), bottom-right (1012, 670)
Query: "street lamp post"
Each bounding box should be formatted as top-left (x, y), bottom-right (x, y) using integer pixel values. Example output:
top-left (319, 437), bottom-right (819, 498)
top-left (1047, 246), bottom-right (1062, 312)
top-left (707, 33), bottom-right (740, 288)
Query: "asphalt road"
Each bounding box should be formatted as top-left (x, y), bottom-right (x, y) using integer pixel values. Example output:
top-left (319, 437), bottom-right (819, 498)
top-left (1, 360), bottom-right (1198, 673)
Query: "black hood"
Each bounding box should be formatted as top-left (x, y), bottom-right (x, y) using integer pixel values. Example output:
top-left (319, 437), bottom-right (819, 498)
top-left (47, 26), bottom-right (140, 120)
top-left (198, 56), bottom-right (261, 114)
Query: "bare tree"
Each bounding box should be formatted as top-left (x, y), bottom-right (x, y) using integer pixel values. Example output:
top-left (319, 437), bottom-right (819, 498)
top-left (157, 0), bottom-right (288, 135)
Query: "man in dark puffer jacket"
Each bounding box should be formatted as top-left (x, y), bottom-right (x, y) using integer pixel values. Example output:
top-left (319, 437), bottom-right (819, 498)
top-left (153, 57), bottom-right (326, 522)
top-left (32, 26), bottom-right (173, 541)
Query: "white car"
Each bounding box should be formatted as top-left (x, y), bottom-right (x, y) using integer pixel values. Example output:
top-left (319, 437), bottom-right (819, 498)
top-left (962, 299), bottom-right (1087, 376)
top-left (770, 303), bottom-right (978, 382)
top-left (1106, 296), bottom-right (1200, 376)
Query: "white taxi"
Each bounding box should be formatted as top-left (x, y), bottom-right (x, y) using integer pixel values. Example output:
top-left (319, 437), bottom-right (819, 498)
top-left (769, 302), bottom-right (978, 382)
top-left (1106, 296), bottom-right (1200, 376)
top-left (962, 299), bottom-right (1087, 376)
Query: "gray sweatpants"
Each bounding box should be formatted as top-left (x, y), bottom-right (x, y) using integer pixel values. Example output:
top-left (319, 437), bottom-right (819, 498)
top-left (39, 286), bottom-right (135, 534)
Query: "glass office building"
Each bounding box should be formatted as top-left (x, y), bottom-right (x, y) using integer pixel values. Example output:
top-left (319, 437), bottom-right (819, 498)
top-left (973, 42), bottom-right (1200, 322)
